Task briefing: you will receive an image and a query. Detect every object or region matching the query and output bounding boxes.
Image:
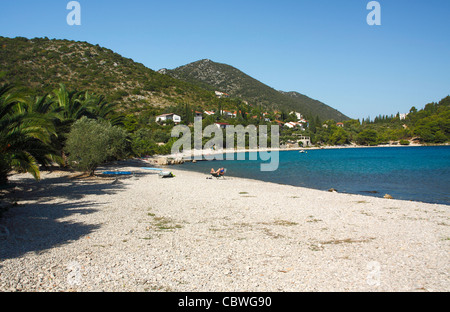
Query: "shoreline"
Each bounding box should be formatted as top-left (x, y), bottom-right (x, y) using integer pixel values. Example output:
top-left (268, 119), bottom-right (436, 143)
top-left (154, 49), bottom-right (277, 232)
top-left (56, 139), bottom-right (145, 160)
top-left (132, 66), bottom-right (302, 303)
top-left (1, 164), bottom-right (448, 292)
top-left (146, 145), bottom-right (449, 206)
top-left (149, 143), bottom-right (447, 165)
top-left (169, 161), bottom-right (449, 206)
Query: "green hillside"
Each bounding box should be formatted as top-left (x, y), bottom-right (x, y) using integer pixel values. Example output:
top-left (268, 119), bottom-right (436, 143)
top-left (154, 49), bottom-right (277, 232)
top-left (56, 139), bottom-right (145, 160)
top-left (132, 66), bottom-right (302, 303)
top-left (0, 36), bottom-right (218, 113)
top-left (165, 59), bottom-right (350, 121)
top-left (0, 37), bottom-right (349, 121)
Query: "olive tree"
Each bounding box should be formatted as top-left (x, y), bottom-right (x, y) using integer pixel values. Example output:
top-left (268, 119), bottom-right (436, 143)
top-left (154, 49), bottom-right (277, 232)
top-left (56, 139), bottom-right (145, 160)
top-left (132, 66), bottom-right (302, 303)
top-left (65, 117), bottom-right (128, 175)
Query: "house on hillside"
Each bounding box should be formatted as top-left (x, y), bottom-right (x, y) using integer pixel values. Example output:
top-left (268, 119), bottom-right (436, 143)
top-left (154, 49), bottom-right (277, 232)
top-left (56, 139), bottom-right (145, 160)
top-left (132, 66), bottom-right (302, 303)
top-left (284, 122), bottom-right (296, 129)
top-left (290, 112), bottom-right (303, 121)
top-left (220, 110), bottom-right (234, 118)
top-left (284, 121), bottom-right (306, 130)
top-left (215, 91), bottom-right (230, 98)
top-left (204, 111), bottom-right (215, 116)
top-left (336, 122), bottom-right (344, 128)
top-left (214, 122), bottom-right (232, 130)
top-left (263, 113), bottom-right (271, 122)
top-left (156, 113), bottom-right (181, 124)
top-left (273, 120), bottom-right (285, 127)
top-left (194, 111), bottom-right (203, 118)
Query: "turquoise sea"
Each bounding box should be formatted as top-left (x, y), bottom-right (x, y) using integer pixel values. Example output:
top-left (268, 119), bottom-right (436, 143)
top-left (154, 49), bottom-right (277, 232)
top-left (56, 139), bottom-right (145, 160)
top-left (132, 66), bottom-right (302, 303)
top-left (179, 146), bottom-right (450, 205)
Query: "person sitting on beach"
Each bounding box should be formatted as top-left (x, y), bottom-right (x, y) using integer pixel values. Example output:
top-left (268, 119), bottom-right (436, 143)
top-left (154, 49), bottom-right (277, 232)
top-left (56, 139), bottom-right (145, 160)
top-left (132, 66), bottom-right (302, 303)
top-left (211, 168), bottom-right (225, 175)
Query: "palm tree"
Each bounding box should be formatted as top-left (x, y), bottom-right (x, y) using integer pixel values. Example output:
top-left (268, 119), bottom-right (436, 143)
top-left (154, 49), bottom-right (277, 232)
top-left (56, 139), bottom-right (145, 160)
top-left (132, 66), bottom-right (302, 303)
top-left (0, 85), bottom-right (56, 184)
top-left (52, 83), bottom-right (92, 121)
top-left (82, 92), bottom-right (124, 126)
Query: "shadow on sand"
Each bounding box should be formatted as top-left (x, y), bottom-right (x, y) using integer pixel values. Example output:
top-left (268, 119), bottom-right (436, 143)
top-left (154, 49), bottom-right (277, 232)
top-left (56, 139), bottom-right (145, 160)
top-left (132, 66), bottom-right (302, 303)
top-left (0, 159), bottom-right (157, 261)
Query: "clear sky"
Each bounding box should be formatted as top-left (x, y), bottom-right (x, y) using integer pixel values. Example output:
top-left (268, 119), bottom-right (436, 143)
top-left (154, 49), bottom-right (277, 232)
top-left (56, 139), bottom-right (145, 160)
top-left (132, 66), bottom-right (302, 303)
top-left (1, 0), bottom-right (449, 120)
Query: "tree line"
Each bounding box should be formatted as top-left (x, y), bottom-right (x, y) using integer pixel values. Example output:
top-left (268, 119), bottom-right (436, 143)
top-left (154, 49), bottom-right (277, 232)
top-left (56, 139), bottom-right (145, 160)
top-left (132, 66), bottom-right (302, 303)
top-left (303, 96), bottom-right (449, 146)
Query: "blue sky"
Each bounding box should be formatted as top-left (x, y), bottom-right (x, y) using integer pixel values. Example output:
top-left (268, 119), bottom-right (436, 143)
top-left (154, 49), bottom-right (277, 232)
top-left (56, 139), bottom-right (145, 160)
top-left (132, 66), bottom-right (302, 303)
top-left (1, 0), bottom-right (449, 120)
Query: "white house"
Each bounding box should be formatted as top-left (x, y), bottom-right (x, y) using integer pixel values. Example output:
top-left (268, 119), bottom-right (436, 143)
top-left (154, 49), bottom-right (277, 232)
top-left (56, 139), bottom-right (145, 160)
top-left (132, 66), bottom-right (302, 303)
top-left (220, 110), bottom-right (234, 118)
top-left (215, 91), bottom-right (230, 98)
top-left (156, 113), bottom-right (181, 124)
top-left (284, 121), bottom-right (305, 130)
top-left (290, 112), bottom-right (303, 121)
top-left (284, 122), bottom-right (296, 129)
top-left (214, 122), bottom-right (232, 129)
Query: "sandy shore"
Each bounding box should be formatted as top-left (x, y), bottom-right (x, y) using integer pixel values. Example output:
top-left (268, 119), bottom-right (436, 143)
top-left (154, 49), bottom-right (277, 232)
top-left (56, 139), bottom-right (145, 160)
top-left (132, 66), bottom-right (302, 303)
top-left (0, 160), bottom-right (449, 292)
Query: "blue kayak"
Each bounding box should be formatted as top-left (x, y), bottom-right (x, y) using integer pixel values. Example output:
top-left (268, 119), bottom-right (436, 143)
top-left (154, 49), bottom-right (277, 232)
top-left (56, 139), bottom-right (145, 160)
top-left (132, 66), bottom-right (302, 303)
top-left (102, 171), bottom-right (132, 175)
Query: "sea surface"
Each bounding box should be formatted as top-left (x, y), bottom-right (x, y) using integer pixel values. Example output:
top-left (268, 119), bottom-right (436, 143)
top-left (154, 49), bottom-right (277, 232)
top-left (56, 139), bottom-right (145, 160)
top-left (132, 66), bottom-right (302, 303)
top-left (179, 146), bottom-right (450, 205)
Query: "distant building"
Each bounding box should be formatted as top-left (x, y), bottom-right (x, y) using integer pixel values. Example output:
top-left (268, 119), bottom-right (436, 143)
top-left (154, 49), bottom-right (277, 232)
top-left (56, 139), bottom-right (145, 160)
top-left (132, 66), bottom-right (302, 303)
top-left (294, 135), bottom-right (311, 147)
top-left (336, 122), bottom-right (344, 128)
top-left (220, 110), bottom-right (234, 118)
top-left (214, 122), bottom-right (232, 129)
top-left (156, 113), bottom-right (181, 124)
top-left (284, 121), bottom-right (306, 131)
top-left (194, 111), bottom-right (203, 118)
top-left (215, 91), bottom-right (230, 98)
top-left (284, 122), bottom-right (296, 129)
top-left (290, 111), bottom-right (303, 121)
top-left (273, 120), bottom-right (285, 127)
top-left (204, 111), bottom-right (215, 116)
top-left (399, 113), bottom-right (408, 120)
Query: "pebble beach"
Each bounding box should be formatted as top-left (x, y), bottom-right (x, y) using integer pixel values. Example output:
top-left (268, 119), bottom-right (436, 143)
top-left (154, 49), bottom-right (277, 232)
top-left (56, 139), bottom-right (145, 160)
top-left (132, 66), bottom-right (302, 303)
top-left (0, 160), bottom-right (449, 292)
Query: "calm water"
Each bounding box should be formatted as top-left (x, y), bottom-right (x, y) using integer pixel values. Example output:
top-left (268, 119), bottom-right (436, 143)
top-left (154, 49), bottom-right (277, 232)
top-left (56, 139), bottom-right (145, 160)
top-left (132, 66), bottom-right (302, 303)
top-left (179, 146), bottom-right (450, 205)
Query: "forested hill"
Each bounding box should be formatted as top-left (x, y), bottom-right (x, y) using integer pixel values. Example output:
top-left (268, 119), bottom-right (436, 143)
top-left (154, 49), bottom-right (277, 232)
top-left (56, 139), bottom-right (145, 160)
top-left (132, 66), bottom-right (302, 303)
top-left (0, 36), bottom-right (219, 113)
top-left (308, 96), bottom-right (450, 146)
top-left (163, 59), bottom-right (350, 122)
top-left (0, 37), bottom-right (349, 121)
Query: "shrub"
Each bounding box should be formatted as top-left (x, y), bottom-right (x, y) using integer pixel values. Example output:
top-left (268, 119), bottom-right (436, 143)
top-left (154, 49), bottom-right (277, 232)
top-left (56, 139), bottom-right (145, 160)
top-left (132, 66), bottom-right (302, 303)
top-left (131, 129), bottom-right (159, 157)
top-left (356, 129), bottom-right (378, 146)
top-left (65, 117), bottom-right (128, 175)
top-left (399, 139), bottom-right (410, 145)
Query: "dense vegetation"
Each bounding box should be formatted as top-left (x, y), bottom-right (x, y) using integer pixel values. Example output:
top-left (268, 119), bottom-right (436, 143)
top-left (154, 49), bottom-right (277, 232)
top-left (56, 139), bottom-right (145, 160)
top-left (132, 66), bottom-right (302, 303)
top-left (0, 36), bottom-right (223, 114)
top-left (301, 96), bottom-right (450, 146)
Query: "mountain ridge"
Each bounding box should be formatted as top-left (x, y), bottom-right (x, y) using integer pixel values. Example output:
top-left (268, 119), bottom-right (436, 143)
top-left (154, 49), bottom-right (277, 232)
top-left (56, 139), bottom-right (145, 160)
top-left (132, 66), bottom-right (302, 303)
top-left (165, 59), bottom-right (350, 121)
top-left (0, 37), bottom-right (349, 121)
